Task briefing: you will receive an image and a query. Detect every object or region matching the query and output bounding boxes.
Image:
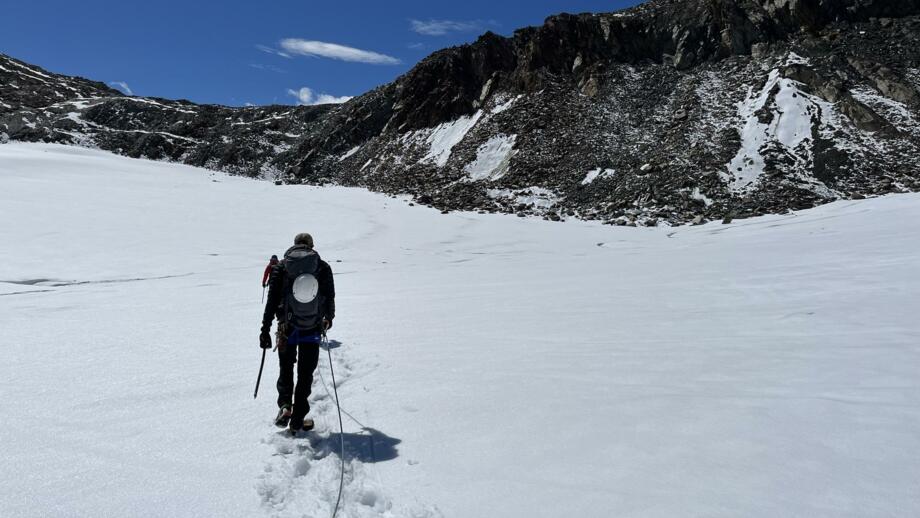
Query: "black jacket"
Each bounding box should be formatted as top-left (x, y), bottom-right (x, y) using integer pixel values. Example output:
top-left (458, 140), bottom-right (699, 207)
top-left (261, 247), bottom-right (335, 332)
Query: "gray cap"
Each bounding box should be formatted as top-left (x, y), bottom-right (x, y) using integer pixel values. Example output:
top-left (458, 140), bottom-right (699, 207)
top-left (294, 233), bottom-right (314, 249)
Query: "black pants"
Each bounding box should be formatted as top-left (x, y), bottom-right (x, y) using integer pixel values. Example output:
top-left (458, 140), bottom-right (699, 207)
top-left (276, 343), bottom-right (320, 423)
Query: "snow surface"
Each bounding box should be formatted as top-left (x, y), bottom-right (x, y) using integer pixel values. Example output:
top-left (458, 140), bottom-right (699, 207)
top-left (725, 62), bottom-right (845, 198)
top-left (728, 70), bottom-right (814, 191)
top-left (690, 186), bottom-right (714, 207)
top-left (486, 186), bottom-right (559, 209)
top-left (464, 134), bottom-right (516, 181)
top-left (491, 95), bottom-right (522, 115)
top-left (422, 111), bottom-right (483, 167)
top-left (785, 52), bottom-right (811, 66)
top-left (581, 168), bottom-right (615, 185)
top-left (339, 145), bottom-right (362, 162)
top-left (2, 143), bottom-right (920, 518)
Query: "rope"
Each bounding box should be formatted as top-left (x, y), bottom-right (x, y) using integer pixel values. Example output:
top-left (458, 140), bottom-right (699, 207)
top-left (324, 335), bottom-right (346, 518)
top-left (318, 365), bottom-right (368, 430)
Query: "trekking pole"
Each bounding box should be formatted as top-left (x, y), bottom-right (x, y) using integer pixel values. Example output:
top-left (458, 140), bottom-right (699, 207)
top-left (253, 348), bottom-right (267, 399)
top-left (261, 285), bottom-right (266, 304)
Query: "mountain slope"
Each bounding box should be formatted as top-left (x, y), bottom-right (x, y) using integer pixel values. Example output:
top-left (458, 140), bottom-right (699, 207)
top-left (291, 0), bottom-right (920, 224)
top-left (0, 54), bottom-right (332, 177)
top-left (2, 0), bottom-right (920, 224)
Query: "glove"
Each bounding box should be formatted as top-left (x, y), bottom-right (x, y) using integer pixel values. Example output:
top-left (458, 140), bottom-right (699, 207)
top-left (323, 319), bottom-right (332, 331)
top-left (259, 329), bottom-right (272, 349)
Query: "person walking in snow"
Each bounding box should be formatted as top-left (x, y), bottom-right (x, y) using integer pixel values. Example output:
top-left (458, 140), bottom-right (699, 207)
top-left (259, 233), bottom-right (335, 432)
top-left (262, 255), bottom-right (279, 288)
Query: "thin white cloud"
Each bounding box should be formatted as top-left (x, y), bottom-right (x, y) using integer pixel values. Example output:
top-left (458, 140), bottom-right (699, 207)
top-left (249, 63), bottom-right (287, 73)
top-left (256, 44), bottom-right (291, 59)
top-left (279, 39), bottom-right (400, 65)
top-left (409, 19), bottom-right (493, 36)
top-left (109, 81), bottom-right (133, 96)
top-left (408, 42), bottom-right (426, 50)
top-left (287, 87), bottom-right (353, 106)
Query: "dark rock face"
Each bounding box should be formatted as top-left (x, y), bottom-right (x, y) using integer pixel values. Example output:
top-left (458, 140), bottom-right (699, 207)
top-left (0, 54), bottom-right (332, 177)
top-left (3, 0), bottom-right (920, 225)
top-left (0, 54), bottom-right (120, 110)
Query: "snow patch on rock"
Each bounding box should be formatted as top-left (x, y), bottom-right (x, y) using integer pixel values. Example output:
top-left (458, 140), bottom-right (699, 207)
top-left (2, 58), bottom-right (53, 84)
top-left (492, 95), bottom-right (523, 115)
top-left (487, 186), bottom-right (559, 210)
top-left (338, 145), bottom-right (361, 162)
top-left (850, 86), bottom-right (919, 136)
top-left (600, 17), bottom-right (612, 39)
top-left (422, 111), bottom-right (484, 167)
top-left (691, 187), bottom-right (714, 206)
top-left (726, 69), bottom-right (830, 193)
top-left (120, 96), bottom-right (197, 114)
top-left (784, 52), bottom-right (811, 66)
top-left (581, 168), bottom-right (615, 185)
top-left (465, 134), bottom-right (517, 181)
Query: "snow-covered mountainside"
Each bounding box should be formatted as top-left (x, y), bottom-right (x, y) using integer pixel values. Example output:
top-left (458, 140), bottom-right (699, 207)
top-left (3, 0), bottom-right (920, 224)
top-left (2, 143), bottom-right (919, 517)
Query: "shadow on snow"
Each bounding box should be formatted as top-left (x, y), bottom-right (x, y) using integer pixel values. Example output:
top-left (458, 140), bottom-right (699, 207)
top-left (277, 427), bottom-right (401, 464)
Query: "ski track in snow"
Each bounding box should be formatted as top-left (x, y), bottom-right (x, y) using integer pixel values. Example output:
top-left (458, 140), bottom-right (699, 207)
top-left (2, 143), bottom-right (920, 518)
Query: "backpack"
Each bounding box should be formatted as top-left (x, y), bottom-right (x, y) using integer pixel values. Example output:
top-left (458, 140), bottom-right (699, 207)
top-left (281, 246), bottom-right (323, 329)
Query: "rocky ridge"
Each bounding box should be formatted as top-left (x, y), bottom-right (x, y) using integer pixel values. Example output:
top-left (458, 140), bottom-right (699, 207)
top-left (3, 0), bottom-right (920, 225)
top-left (0, 54), bottom-right (331, 177)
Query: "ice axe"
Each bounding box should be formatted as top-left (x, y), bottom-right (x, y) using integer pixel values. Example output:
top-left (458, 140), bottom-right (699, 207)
top-left (253, 348), bottom-right (266, 399)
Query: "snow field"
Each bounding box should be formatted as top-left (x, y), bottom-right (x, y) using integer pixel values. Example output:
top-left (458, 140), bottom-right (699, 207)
top-left (1, 143), bottom-right (919, 517)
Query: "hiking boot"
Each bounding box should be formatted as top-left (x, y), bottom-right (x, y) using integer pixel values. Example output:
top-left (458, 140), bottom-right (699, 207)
top-left (274, 405), bottom-right (292, 428)
top-left (289, 417), bottom-right (315, 434)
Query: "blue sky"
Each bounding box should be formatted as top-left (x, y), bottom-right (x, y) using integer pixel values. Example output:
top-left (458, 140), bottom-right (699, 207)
top-left (1, 0), bottom-right (639, 107)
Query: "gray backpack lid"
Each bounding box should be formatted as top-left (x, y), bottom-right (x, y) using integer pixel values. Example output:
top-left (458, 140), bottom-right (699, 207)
top-left (282, 246), bottom-right (323, 329)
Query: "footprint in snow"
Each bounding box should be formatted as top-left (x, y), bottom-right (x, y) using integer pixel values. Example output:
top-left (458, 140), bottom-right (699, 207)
top-left (256, 343), bottom-right (441, 518)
